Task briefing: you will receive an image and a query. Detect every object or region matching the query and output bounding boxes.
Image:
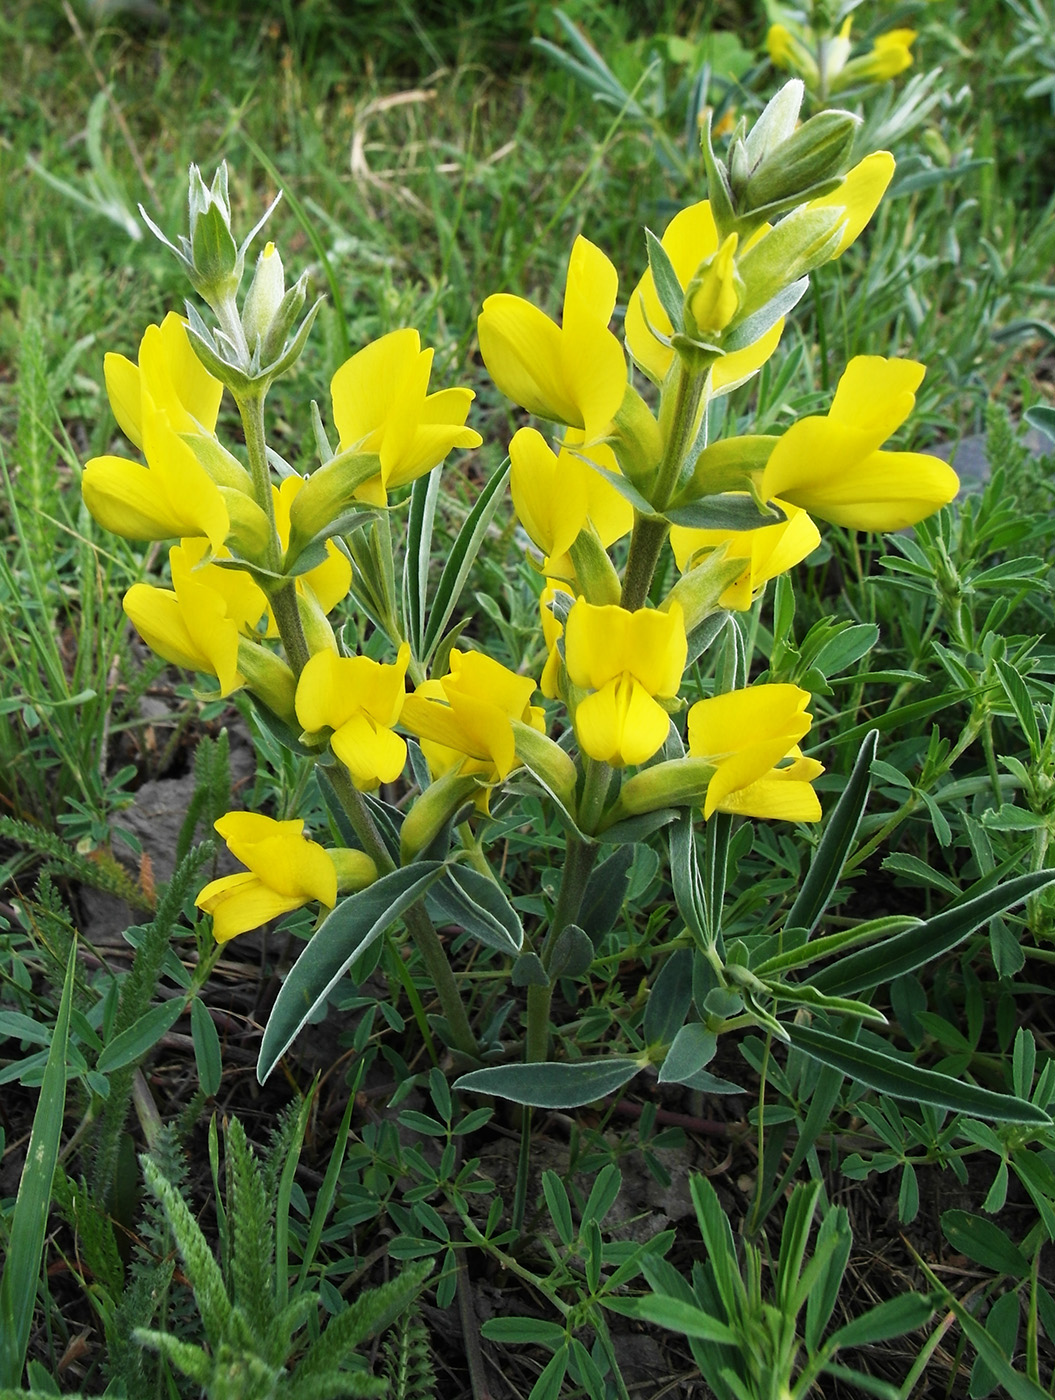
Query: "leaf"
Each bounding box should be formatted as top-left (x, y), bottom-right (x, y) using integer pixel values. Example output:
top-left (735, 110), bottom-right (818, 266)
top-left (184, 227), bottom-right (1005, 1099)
top-left (658, 1023), bottom-right (717, 1084)
top-left (826, 1292), bottom-right (935, 1350)
top-left (643, 947), bottom-right (694, 1047)
top-left (403, 468), bottom-right (441, 658)
top-left (938, 1288), bottom-right (1048, 1400)
top-left (995, 659), bottom-right (1042, 759)
top-left (422, 459), bottom-right (511, 663)
top-left (940, 1210), bottom-right (1029, 1278)
top-left (645, 227), bottom-right (688, 330)
top-left (603, 1293), bottom-right (737, 1345)
top-left (723, 276), bottom-right (808, 353)
top-left (426, 864), bottom-right (523, 956)
top-left (808, 868), bottom-right (1055, 998)
top-left (549, 925), bottom-right (594, 979)
top-left (258, 864), bottom-right (446, 1082)
top-left (481, 1317), bottom-right (568, 1348)
top-left (453, 1057), bottom-right (641, 1108)
top-left (95, 998), bottom-right (184, 1075)
top-left (786, 1024), bottom-right (1050, 1124)
top-left (785, 730), bottom-right (877, 936)
top-left (578, 846), bottom-right (634, 942)
top-left (665, 495), bottom-right (784, 532)
top-left (189, 998), bottom-right (222, 1098)
top-left (0, 943), bottom-right (76, 1387)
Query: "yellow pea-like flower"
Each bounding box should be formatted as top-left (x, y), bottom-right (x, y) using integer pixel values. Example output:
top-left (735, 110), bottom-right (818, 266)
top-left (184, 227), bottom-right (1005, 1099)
top-left (564, 600), bottom-right (687, 767)
top-left (805, 151), bottom-right (896, 259)
top-left (478, 236), bottom-right (628, 443)
top-left (103, 311), bottom-right (224, 451)
top-left (400, 649), bottom-right (544, 797)
top-left (330, 328), bottom-right (481, 507)
top-left (670, 498), bottom-right (821, 611)
top-left (83, 394), bottom-right (230, 549)
top-left (195, 813), bottom-right (339, 944)
top-left (687, 685), bottom-right (822, 820)
top-left (295, 644), bottom-right (411, 791)
top-left (760, 356), bottom-right (959, 530)
top-left (624, 202), bottom-right (782, 391)
top-left (266, 476), bottom-right (353, 633)
top-left (122, 540), bottom-right (266, 696)
top-left (509, 427), bottom-right (633, 568)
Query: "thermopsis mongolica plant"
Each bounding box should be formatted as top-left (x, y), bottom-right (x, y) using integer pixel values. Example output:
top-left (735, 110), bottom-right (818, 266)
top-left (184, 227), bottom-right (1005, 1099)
top-left (82, 80), bottom-right (1053, 1154)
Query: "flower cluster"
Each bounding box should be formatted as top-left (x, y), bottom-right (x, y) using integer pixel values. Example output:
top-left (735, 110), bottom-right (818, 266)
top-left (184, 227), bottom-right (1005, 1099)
top-left (83, 89), bottom-right (957, 962)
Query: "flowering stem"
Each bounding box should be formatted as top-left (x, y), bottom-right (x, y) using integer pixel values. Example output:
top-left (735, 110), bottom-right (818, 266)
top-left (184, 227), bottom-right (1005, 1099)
top-left (525, 834), bottom-right (600, 1062)
top-left (235, 392), bottom-right (477, 1061)
top-left (325, 764), bottom-right (479, 1059)
top-left (620, 514), bottom-right (670, 611)
top-left (235, 390), bottom-right (311, 675)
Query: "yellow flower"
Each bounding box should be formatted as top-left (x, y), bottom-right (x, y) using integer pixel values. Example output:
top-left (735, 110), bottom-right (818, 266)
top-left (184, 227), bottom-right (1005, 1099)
top-left (509, 427), bottom-right (633, 566)
top-left (122, 540), bottom-right (266, 696)
top-left (267, 475), bottom-right (353, 632)
top-left (760, 357), bottom-right (959, 530)
top-left (670, 498), bottom-right (821, 610)
top-left (330, 328), bottom-right (481, 507)
top-left (805, 152), bottom-right (896, 259)
top-left (834, 29), bottom-right (916, 90)
top-left (195, 812), bottom-right (339, 944)
top-left (103, 312), bottom-right (223, 451)
top-left (400, 649), bottom-right (544, 795)
top-left (687, 685), bottom-right (822, 820)
top-left (624, 202), bottom-right (781, 390)
top-left (295, 644), bottom-right (411, 791)
top-left (478, 236), bottom-right (628, 442)
top-left (539, 579), bottom-right (574, 699)
top-left (83, 393), bottom-right (230, 548)
top-left (565, 600), bottom-right (687, 767)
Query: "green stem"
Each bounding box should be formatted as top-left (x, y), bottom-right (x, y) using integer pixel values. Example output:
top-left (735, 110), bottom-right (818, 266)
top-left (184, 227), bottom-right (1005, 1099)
top-left (525, 834), bottom-right (600, 1063)
top-left (325, 765), bottom-right (477, 1058)
top-left (620, 515), bottom-right (670, 611)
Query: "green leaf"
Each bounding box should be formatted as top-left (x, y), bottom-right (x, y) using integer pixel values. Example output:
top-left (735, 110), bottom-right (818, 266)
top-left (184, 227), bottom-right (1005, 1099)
top-left (422, 459), bottom-right (511, 663)
top-left (454, 1057), bottom-right (641, 1108)
top-left (541, 1172), bottom-right (575, 1247)
top-left (644, 947), bottom-right (693, 1047)
top-left (938, 1287), bottom-right (1048, 1400)
top-left (808, 869), bottom-right (1055, 998)
top-left (665, 495), bottom-right (783, 532)
top-left (482, 1317), bottom-right (568, 1349)
top-left (826, 1291), bottom-right (935, 1350)
top-left (0, 943), bottom-right (76, 1387)
top-left (941, 1210), bottom-right (1029, 1278)
top-left (190, 997), bottom-right (222, 1098)
top-left (549, 925), bottom-right (594, 979)
top-left (403, 468), bottom-right (441, 658)
top-left (785, 730), bottom-right (877, 936)
top-left (258, 864), bottom-right (446, 1081)
top-left (602, 1293), bottom-right (737, 1345)
top-left (426, 864), bottom-right (522, 956)
top-left (578, 847), bottom-right (634, 941)
top-left (658, 1023), bottom-right (717, 1084)
top-left (970, 1291), bottom-right (1022, 1400)
top-left (95, 998), bottom-right (184, 1075)
top-left (786, 1024), bottom-right (1050, 1124)
top-left (644, 227), bottom-right (687, 330)
top-left (995, 659), bottom-right (1042, 759)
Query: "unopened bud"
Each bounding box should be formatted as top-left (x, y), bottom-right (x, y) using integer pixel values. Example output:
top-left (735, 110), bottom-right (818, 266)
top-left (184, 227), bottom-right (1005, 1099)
top-left (686, 233), bottom-right (741, 338)
top-left (330, 848), bottom-right (378, 894)
top-left (242, 242), bottom-right (285, 351)
top-left (236, 638), bottom-right (297, 723)
top-left (745, 109), bottom-right (859, 212)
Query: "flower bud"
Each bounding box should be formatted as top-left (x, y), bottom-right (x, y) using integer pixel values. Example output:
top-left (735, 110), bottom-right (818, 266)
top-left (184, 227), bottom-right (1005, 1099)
top-left (188, 164), bottom-right (240, 304)
top-left (400, 769), bottom-right (481, 864)
top-left (686, 233), bottom-right (741, 338)
top-left (745, 109), bottom-right (859, 212)
top-left (236, 637), bottom-right (297, 723)
top-left (661, 549), bottom-right (748, 632)
top-left (610, 756), bottom-right (716, 819)
top-left (242, 242), bottom-right (285, 351)
top-left (734, 206), bottom-right (844, 322)
top-left (568, 526), bottom-right (622, 606)
top-left (330, 848), bottom-right (378, 894)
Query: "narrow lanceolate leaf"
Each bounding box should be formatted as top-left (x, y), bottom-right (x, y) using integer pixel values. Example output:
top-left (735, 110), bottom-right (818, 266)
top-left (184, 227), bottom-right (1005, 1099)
top-left (422, 459), bottom-right (511, 662)
top-left (786, 1023), bottom-right (1051, 1124)
top-left (95, 998), bottom-right (184, 1075)
top-left (645, 227), bottom-right (688, 329)
top-left (403, 468), bottom-right (441, 659)
top-left (602, 1293), bottom-right (738, 1346)
top-left (785, 730), bottom-right (877, 937)
top-left (665, 495), bottom-right (784, 533)
top-left (454, 1057), bottom-right (641, 1108)
top-left (995, 658), bottom-right (1042, 760)
top-left (258, 864), bottom-right (446, 1082)
top-left (808, 868), bottom-right (1055, 998)
top-left (0, 943), bottom-right (76, 1387)
top-left (426, 863), bottom-right (523, 956)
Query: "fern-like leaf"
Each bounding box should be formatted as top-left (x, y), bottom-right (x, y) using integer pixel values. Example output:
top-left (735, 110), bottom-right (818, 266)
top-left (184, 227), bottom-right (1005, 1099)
top-left (226, 1118), bottom-right (277, 1349)
top-left (382, 1305), bottom-right (438, 1400)
top-left (140, 1154), bottom-right (233, 1346)
top-left (291, 1259), bottom-right (434, 1385)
